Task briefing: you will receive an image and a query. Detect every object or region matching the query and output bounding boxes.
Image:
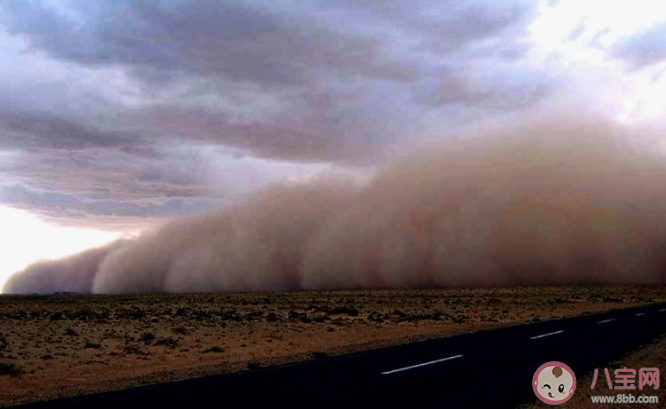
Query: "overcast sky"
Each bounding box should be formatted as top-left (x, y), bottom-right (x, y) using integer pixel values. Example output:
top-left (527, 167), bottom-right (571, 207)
top-left (2, 0), bottom-right (666, 287)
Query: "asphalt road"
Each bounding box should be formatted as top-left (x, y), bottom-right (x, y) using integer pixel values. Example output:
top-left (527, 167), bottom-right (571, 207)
top-left (14, 303), bottom-right (666, 409)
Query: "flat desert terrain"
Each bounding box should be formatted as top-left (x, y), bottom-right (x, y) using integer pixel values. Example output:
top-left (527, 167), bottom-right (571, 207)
top-left (1, 285), bottom-right (665, 406)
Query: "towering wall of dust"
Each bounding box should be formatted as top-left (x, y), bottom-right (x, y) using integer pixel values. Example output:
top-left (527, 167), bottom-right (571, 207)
top-left (6, 119), bottom-right (666, 294)
top-left (2, 240), bottom-right (129, 294)
top-left (92, 180), bottom-right (356, 293)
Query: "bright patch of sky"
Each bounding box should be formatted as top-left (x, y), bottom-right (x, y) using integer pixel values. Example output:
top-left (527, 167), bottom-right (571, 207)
top-left (0, 205), bottom-right (121, 292)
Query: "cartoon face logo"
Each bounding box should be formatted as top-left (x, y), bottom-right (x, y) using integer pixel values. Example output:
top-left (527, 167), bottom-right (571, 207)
top-left (533, 362), bottom-right (576, 405)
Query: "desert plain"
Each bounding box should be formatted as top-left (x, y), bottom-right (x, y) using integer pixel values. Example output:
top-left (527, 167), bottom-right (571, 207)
top-left (1, 285), bottom-right (666, 406)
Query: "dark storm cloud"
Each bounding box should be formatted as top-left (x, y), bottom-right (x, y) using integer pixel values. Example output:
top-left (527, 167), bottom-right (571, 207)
top-left (0, 0), bottom-right (416, 87)
top-left (0, 112), bottom-right (135, 150)
top-left (145, 95), bottom-right (398, 164)
top-left (0, 0), bottom-right (541, 99)
top-left (0, 0), bottom-right (551, 227)
top-left (0, 132), bottom-right (226, 226)
top-left (413, 66), bottom-right (551, 109)
top-left (611, 22), bottom-right (666, 69)
top-left (0, 184), bottom-right (222, 220)
top-left (313, 0), bottom-right (536, 49)
top-left (2, 143), bottom-right (221, 193)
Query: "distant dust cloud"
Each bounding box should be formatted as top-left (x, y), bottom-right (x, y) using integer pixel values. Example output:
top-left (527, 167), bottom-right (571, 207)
top-left (6, 118), bottom-right (666, 294)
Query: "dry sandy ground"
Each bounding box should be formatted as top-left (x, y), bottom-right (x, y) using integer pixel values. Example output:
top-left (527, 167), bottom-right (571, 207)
top-left (1, 285), bottom-right (665, 407)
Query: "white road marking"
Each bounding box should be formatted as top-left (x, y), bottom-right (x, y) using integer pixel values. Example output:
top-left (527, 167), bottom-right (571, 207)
top-left (530, 330), bottom-right (564, 340)
top-left (659, 309), bottom-right (666, 313)
top-left (635, 313), bottom-right (645, 316)
top-left (381, 355), bottom-right (463, 375)
top-left (597, 319), bottom-right (616, 324)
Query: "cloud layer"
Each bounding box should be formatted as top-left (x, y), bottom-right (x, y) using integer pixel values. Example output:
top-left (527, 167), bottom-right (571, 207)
top-left (0, 0), bottom-right (551, 228)
top-left (7, 118), bottom-right (666, 294)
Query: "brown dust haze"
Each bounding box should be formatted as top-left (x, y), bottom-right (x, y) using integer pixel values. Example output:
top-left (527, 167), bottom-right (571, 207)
top-left (6, 118), bottom-right (666, 294)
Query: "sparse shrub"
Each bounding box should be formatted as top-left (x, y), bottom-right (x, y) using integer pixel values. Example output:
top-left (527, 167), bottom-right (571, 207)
top-left (244, 311), bottom-right (263, 321)
top-left (368, 312), bottom-right (384, 323)
top-left (84, 341), bottom-right (102, 349)
top-left (603, 297), bottom-right (623, 303)
top-left (247, 360), bottom-right (261, 370)
top-left (531, 316), bottom-right (540, 322)
top-left (452, 315), bottom-right (467, 324)
top-left (202, 346), bottom-right (225, 353)
top-left (117, 308), bottom-right (147, 319)
top-left (311, 351), bottom-right (328, 360)
top-left (72, 306), bottom-right (108, 322)
top-left (397, 310), bottom-right (442, 322)
top-left (329, 307), bottom-right (359, 316)
top-left (2, 311), bottom-right (27, 320)
top-left (41, 354), bottom-right (54, 360)
top-left (192, 310), bottom-right (212, 321)
top-left (331, 318), bottom-right (346, 326)
top-left (172, 327), bottom-right (188, 335)
top-left (0, 335), bottom-right (7, 352)
top-left (139, 332), bottom-right (156, 344)
top-left (123, 344), bottom-right (144, 355)
top-left (154, 337), bottom-right (179, 348)
top-left (64, 328), bottom-right (78, 337)
top-left (313, 315), bottom-right (327, 323)
top-left (266, 312), bottom-right (279, 322)
top-left (128, 309), bottom-right (147, 319)
top-left (50, 312), bottom-right (64, 321)
top-left (216, 309), bottom-right (242, 322)
top-left (0, 362), bottom-right (21, 376)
